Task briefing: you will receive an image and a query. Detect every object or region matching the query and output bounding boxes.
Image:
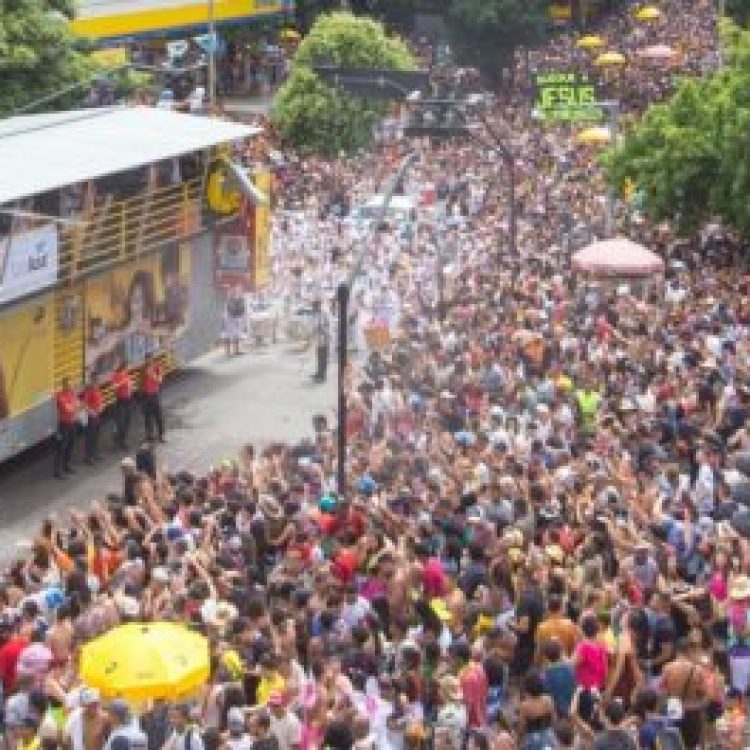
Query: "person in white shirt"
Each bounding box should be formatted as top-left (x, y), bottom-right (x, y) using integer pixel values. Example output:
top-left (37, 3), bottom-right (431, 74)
top-left (222, 707), bottom-right (252, 750)
top-left (267, 693), bottom-right (301, 749)
top-left (64, 687), bottom-right (107, 750)
top-left (162, 703), bottom-right (204, 750)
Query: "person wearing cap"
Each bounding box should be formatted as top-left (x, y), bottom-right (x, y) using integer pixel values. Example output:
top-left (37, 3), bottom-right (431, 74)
top-left (267, 692), bottom-right (300, 750)
top-left (63, 687), bottom-right (106, 750)
top-left (223, 707), bottom-right (251, 750)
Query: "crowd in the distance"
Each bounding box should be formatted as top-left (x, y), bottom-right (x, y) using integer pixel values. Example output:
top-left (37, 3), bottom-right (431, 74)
top-left (3, 1), bottom-right (750, 750)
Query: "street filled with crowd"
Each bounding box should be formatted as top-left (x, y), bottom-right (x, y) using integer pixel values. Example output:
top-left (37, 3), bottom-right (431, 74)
top-left (5, 1), bottom-right (750, 750)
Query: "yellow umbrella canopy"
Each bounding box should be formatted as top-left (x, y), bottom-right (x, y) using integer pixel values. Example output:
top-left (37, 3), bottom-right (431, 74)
top-left (595, 51), bottom-right (627, 66)
top-left (635, 6), bottom-right (662, 21)
top-left (79, 622), bottom-right (210, 701)
top-left (576, 126), bottom-right (612, 145)
top-left (279, 28), bottom-right (301, 41)
top-left (576, 34), bottom-right (605, 49)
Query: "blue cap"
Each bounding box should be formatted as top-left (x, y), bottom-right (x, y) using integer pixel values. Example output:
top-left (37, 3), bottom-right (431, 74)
top-left (44, 587), bottom-right (65, 611)
top-left (357, 474), bottom-right (377, 495)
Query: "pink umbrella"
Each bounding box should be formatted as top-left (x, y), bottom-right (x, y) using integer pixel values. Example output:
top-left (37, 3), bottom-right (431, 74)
top-left (637, 44), bottom-right (677, 60)
top-left (572, 237), bottom-right (665, 276)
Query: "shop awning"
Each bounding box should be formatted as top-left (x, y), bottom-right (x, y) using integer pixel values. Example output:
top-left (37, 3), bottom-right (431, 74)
top-left (70, 0), bottom-right (287, 39)
top-left (0, 106), bottom-right (260, 205)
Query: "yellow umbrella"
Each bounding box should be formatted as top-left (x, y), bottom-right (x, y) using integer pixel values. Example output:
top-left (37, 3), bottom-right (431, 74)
top-left (279, 28), bottom-right (301, 41)
top-left (635, 6), bottom-right (662, 21)
top-left (576, 35), bottom-right (605, 49)
top-left (595, 51), bottom-right (627, 66)
top-left (80, 622), bottom-right (210, 702)
top-left (576, 126), bottom-right (612, 145)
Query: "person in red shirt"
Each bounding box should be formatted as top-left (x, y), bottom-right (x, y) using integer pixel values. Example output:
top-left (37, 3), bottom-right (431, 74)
top-left (111, 362), bottom-right (133, 450)
top-left (0, 622), bottom-right (29, 695)
top-left (81, 374), bottom-right (104, 463)
top-left (141, 354), bottom-right (165, 442)
top-left (53, 378), bottom-right (78, 479)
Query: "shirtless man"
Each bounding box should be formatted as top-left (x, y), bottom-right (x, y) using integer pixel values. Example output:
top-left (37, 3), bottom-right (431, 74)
top-left (660, 636), bottom-right (708, 750)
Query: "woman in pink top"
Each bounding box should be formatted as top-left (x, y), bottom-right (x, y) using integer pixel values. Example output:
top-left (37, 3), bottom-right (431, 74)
top-left (573, 614), bottom-right (608, 690)
top-left (708, 547), bottom-right (730, 603)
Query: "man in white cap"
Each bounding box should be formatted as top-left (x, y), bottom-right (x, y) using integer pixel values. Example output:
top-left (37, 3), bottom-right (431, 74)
top-left (63, 687), bottom-right (107, 750)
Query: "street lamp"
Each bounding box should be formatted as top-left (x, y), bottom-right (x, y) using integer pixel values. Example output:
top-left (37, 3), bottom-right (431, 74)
top-left (335, 152), bottom-right (418, 497)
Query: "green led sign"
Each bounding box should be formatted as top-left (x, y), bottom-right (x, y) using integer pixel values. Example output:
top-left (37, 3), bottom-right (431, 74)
top-left (533, 71), bottom-right (603, 123)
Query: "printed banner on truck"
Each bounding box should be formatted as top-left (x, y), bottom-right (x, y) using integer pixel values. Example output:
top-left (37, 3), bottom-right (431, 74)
top-left (84, 245), bottom-right (190, 382)
top-left (0, 224), bottom-right (59, 304)
top-left (0, 298), bottom-right (54, 421)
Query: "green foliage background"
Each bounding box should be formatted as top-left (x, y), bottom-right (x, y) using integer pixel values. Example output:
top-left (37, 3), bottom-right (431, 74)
top-left (603, 20), bottom-right (750, 237)
top-left (271, 12), bottom-right (416, 155)
top-left (0, 0), bottom-right (94, 115)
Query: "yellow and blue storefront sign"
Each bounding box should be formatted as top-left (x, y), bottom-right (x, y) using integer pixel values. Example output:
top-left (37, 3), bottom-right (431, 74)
top-left (71, 0), bottom-right (293, 40)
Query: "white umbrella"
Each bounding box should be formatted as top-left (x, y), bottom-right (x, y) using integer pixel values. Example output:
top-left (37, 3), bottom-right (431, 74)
top-left (572, 237), bottom-right (665, 277)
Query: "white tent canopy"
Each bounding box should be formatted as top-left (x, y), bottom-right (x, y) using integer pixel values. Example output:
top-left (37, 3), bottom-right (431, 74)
top-left (0, 106), bottom-right (260, 206)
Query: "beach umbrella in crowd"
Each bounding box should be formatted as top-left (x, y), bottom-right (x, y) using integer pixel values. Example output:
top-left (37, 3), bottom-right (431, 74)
top-left (595, 51), bottom-right (627, 66)
top-left (635, 6), bottom-right (662, 21)
top-left (577, 35), bottom-right (605, 49)
top-left (575, 126), bottom-right (612, 146)
top-left (638, 44), bottom-right (677, 61)
top-left (572, 237), bottom-right (665, 277)
top-left (279, 28), bottom-right (301, 42)
top-left (80, 622), bottom-right (210, 702)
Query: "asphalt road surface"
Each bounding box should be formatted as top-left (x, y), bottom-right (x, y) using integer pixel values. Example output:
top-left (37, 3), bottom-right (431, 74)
top-left (0, 342), bottom-right (334, 562)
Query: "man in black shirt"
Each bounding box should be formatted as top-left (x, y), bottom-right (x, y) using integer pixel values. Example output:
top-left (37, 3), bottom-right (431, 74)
top-left (511, 574), bottom-right (545, 676)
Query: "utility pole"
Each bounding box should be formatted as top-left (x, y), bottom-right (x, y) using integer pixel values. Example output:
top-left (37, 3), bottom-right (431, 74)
top-left (207, 0), bottom-right (217, 107)
top-left (336, 152), bottom-right (418, 496)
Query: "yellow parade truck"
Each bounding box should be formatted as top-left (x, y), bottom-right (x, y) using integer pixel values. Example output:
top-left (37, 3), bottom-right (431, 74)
top-left (0, 105), bottom-right (271, 462)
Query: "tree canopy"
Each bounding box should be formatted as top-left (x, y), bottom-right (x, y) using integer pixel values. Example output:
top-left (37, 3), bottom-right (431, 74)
top-left (271, 12), bottom-right (416, 155)
top-left (448, 0), bottom-right (549, 83)
top-left (0, 0), bottom-right (94, 115)
top-left (603, 21), bottom-right (750, 237)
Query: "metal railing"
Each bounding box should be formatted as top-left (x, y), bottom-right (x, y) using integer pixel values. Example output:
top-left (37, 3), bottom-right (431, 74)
top-left (58, 178), bottom-right (205, 284)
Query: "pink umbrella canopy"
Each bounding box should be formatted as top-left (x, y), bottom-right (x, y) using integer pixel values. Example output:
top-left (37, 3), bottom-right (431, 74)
top-left (637, 44), bottom-right (678, 60)
top-left (572, 237), bottom-right (665, 276)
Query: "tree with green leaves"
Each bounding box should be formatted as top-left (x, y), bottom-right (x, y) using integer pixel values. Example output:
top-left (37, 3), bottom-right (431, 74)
top-left (271, 12), bottom-right (416, 155)
top-left (448, 0), bottom-right (549, 84)
top-left (603, 20), bottom-right (750, 236)
top-left (0, 0), bottom-right (94, 115)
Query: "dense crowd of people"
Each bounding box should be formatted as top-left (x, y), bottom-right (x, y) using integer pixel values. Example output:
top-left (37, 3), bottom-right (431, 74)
top-left (4, 1), bottom-right (750, 750)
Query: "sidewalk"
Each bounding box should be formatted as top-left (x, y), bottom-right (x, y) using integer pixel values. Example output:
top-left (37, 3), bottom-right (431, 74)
top-left (0, 341), bottom-right (334, 562)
